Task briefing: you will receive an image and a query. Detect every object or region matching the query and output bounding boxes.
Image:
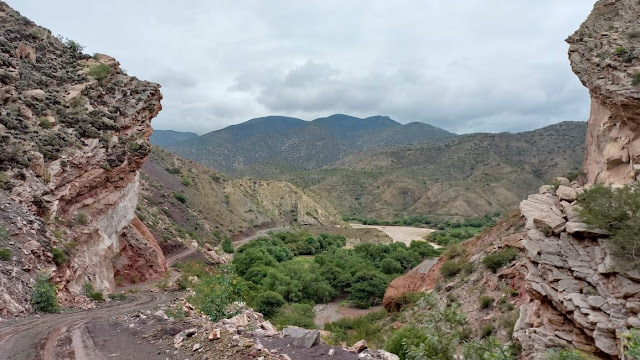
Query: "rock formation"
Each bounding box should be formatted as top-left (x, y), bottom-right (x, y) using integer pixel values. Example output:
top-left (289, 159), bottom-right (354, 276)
top-left (0, 1), bottom-right (164, 316)
top-left (567, 0), bottom-right (640, 184)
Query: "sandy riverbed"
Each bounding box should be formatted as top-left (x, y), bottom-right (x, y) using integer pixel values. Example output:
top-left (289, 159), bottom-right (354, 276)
top-left (349, 224), bottom-right (441, 248)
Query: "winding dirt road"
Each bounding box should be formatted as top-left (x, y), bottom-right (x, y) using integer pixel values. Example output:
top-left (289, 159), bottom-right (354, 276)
top-left (0, 292), bottom-right (172, 360)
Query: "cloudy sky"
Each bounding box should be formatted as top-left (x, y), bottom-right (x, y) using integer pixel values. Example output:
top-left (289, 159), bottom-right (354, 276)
top-left (8, 1), bottom-right (595, 135)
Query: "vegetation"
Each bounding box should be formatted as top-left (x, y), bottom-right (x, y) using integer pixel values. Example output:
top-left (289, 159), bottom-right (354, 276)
top-left (633, 73), bottom-right (640, 86)
top-left (0, 226), bottom-right (9, 240)
top-left (87, 64), bottom-right (111, 82)
top-left (255, 291), bottom-right (285, 317)
top-left (622, 328), bottom-right (640, 359)
top-left (38, 118), bottom-right (52, 129)
top-left (270, 303), bottom-right (316, 329)
top-left (231, 232), bottom-right (439, 326)
top-left (82, 282), bottom-right (104, 302)
top-left (616, 46), bottom-right (628, 55)
top-left (31, 273), bottom-right (59, 313)
top-left (440, 260), bottom-right (462, 277)
top-left (482, 247), bottom-right (518, 273)
top-left (546, 349), bottom-right (588, 360)
top-left (74, 213), bottom-right (89, 225)
top-left (51, 248), bottom-right (67, 265)
top-left (108, 293), bottom-right (127, 301)
top-left (325, 309), bottom-right (387, 347)
top-left (577, 184), bottom-right (640, 265)
top-left (0, 248), bottom-right (10, 261)
top-left (173, 192), bottom-right (187, 204)
top-left (222, 237), bottom-right (234, 253)
top-left (479, 296), bottom-right (494, 309)
top-left (188, 264), bottom-right (245, 322)
top-left (348, 213), bottom-right (500, 233)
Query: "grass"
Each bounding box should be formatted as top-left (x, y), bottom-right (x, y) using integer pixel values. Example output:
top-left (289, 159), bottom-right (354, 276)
top-left (51, 248), bottom-right (67, 265)
top-left (0, 248), bottom-right (11, 261)
top-left (87, 64), bottom-right (111, 82)
top-left (325, 309), bottom-right (387, 347)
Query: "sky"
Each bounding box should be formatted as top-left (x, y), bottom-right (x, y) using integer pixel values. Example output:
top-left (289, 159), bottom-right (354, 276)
top-left (7, 1), bottom-right (596, 135)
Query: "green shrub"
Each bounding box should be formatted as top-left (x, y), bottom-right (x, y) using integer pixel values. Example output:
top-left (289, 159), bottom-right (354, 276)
top-left (165, 307), bottom-right (186, 320)
top-left (385, 326), bottom-right (431, 360)
top-left (464, 338), bottom-right (516, 360)
top-left (271, 303), bottom-right (316, 329)
top-left (189, 265), bottom-right (245, 322)
top-left (444, 243), bottom-right (466, 259)
top-left (87, 64), bottom-right (111, 82)
top-left (39, 118), bottom-right (52, 129)
top-left (108, 293), bottom-right (127, 301)
top-left (616, 46), bottom-right (628, 55)
top-left (461, 261), bottom-right (474, 275)
top-left (482, 247), bottom-right (518, 273)
top-left (51, 248), bottom-right (67, 265)
top-left (83, 282), bottom-right (105, 302)
top-left (633, 73), bottom-right (640, 86)
top-left (0, 226), bottom-right (9, 240)
top-left (222, 237), bottom-right (234, 253)
top-left (622, 328), bottom-right (640, 360)
top-left (0, 248), bottom-right (11, 261)
top-left (64, 39), bottom-right (84, 53)
top-left (325, 310), bottom-right (386, 348)
top-left (255, 291), bottom-right (285, 318)
top-left (173, 192), bottom-right (187, 204)
top-left (165, 167), bottom-right (181, 175)
top-left (381, 257), bottom-right (404, 274)
top-left (578, 184), bottom-right (640, 266)
top-left (440, 260), bottom-right (461, 277)
top-left (500, 310), bottom-right (520, 338)
top-left (479, 296), bottom-right (494, 309)
top-left (348, 270), bottom-right (389, 308)
top-left (481, 323), bottom-right (495, 338)
top-left (74, 213), bottom-right (89, 225)
top-left (31, 273), bottom-right (59, 313)
top-left (181, 178), bottom-right (191, 186)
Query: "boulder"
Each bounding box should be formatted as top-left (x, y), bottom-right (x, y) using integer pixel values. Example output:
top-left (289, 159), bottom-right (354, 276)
top-left (533, 208), bottom-right (566, 235)
top-left (565, 222), bottom-right (607, 238)
top-left (22, 89), bottom-right (46, 101)
top-left (282, 326), bottom-right (310, 338)
top-left (348, 339), bottom-right (368, 354)
top-left (15, 43), bottom-right (36, 63)
top-left (553, 177), bottom-right (570, 186)
top-left (208, 328), bottom-right (221, 341)
top-left (292, 330), bottom-right (320, 349)
top-left (556, 185), bottom-right (577, 202)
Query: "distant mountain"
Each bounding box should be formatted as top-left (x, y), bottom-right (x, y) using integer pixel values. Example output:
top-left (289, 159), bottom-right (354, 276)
top-left (150, 130), bottom-right (199, 147)
top-left (248, 121), bottom-right (588, 220)
top-left (165, 114), bottom-right (456, 171)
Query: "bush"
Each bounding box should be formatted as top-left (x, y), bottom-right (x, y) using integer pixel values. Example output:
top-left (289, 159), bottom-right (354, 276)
top-left (271, 303), bottom-right (316, 329)
top-left (622, 328), bottom-right (640, 360)
top-left (578, 184), bottom-right (640, 265)
top-left (547, 349), bottom-right (588, 360)
top-left (464, 338), bottom-right (515, 360)
top-left (633, 73), bottom-right (640, 86)
top-left (0, 226), bottom-right (9, 240)
top-left (325, 310), bottom-right (386, 348)
top-left (381, 258), bottom-right (404, 274)
top-left (348, 270), bottom-right (389, 308)
top-left (108, 293), bottom-right (127, 301)
top-left (189, 265), bottom-right (245, 322)
top-left (39, 118), bottom-right (52, 129)
top-left (181, 178), bottom-right (191, 186)
top-left (482, 247), bottom-right (518, 273)
top-left (481, 323), bottom-right (495, 338)
top-left (83, 282), bottom-right (105, 302)
top-left (173, 192), bottom-right (187, 204)
top-left (0, 248), bottom-right (10, 260)
top-left (440, 260), bottom-right (461, 277)
top-left (385, 326), bottom-right (430, 360)
top-left (444, 243), bottom-right (466, 259)
top-left (255, 291), bottom-right (285, 318)
top-left (51, 248), bottom-right (67, 265)
top-left (616, 46), bottom-right (628, 55)
top-left (461, 261), bottom-right (474, 275)
top-left (75, 213), bottom-right (89, 225)
top-left (222, 237), bottom-right (234, 253)
top-left (31, 273), bottom-right (59, 312)
top-left (64, 39), bottom-right (84, 53)
top-left (479, 296), bottom-right (494, 309)
top-left (87, 64), bottom-right (111, 82)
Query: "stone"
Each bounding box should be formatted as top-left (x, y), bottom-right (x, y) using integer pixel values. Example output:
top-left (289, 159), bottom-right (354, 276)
top-left (22, 89), bottom-right (46, 101)
top-left (348, 340), bottom-right (368, 354)
top-left (539, 185), bottom-right (555, 194)
top-left (565, 222), bottom-right (608, 238)
top-left (556, 185), bottom-right (577, 202)
top-left (553, 177), bottom-right (570, 186)
top-left (185, 328), bottom-right (197, 337)
top-left (586, 296), bottom-right (606, 308)
top-left (292, 330), bottom-right (320, 349)
top-left (282, 326), bottom-right (308, 338)
top-left (328, 348), bottom-right (335, 356)
top-left (533, 207), bottom-right (566, 235)
top-left (192, 343), bottom-right (202, 351)
top-left (208, 328), bottom-right (221, 341)
top-left (15, 43), bottom-right (36, 63)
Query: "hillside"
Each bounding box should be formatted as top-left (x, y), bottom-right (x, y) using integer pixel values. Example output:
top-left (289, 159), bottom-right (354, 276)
top-left (149, 129), bottom-right (198, 147)
top-left (253, 121), bottom-right (586, 220)
top-left (166, 114), bottom-right (455, 171)
top-left (135, 147), bottom-right (344, 252)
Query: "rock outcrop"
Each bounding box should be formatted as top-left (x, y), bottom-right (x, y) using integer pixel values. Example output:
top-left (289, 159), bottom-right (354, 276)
top-left (0, 2), bottom-right (164, 316)
top-left (567, 0), bottom-right (640, 184)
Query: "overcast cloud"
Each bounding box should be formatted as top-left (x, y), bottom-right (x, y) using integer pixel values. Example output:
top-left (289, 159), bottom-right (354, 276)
top-left (7, 1), bottom-right (595, 134)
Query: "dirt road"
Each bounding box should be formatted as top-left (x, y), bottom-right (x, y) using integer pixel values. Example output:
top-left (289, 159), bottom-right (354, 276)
top-left (232, 226), bottom-right (291, 249)
top-left (0, 292), bottom-right (173, 360)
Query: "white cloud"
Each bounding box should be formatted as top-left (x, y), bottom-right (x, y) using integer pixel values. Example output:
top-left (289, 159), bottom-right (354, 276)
top-left (7, 0), bottom-right (595, 134)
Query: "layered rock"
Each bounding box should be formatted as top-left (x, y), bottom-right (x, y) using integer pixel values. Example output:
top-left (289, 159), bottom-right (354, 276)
top-left (0, 1), bottom-right (164, 316)
top-left (567, 0), bottom-right (640, 184)
top-left (514, 179), bottom-right (640, 358)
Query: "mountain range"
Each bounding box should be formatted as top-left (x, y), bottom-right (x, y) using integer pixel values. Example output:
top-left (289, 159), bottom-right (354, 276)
top-left (160, 114), bottom-right (455, 171)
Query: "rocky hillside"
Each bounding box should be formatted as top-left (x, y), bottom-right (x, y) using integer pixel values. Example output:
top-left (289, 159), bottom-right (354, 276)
top-left (166, 114), bottom-right (455, 171)
top-left (0, 2), bottom-right (164, 317)
top-left (135, 147), bottom-right (343, 253)
top-left (261, 121), bottom-right (586, 220)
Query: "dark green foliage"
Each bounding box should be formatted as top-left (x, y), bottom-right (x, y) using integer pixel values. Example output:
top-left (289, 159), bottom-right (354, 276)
top-left (464, 338), bottom-right (517, 360)
top-left (173, 192), bottom-right (187, 204)
top-left (348, 271), bottom-right (389, 308)
top-left (75, 213), bottom-right (89, 225)
top-left (577, 184), bottom-right (640, 264)
top-left (87, 64), bottom-right (111, 82)
top-left (381, 257), bottom-right (404, 274)
top-left (547, 349), bottom-right (588, 360)
top-left (385, 325), bottom-right (431, 360)
top-left (349, 213), bottom-right (499, 234)
top-left (0, 248), bottom-right (10, 261)
top-left (482, 247), bottom-right (518, 273)
top-left (255, 291), bottom-right (285, 317)
top-left (270, 303), bottom-right (316, 329)
top-left (31, 273), bottom-right (59, 313)
top-left (63, 38), bottom-right (84, 53)
top-left (633, 73), bottom-right (640, 86)
top-left (440, 260), bottom-right (462, 277)
top-left (189, 265), bottom-right (245, 322)
top-left (222, 237), bottom-right (234, 253)
top-left (479, 296), bottom-right (494, 309)
top-left (325, 309), bottom-right (386, 347)
top-left (481, 323), bottom-right (495, 338)
top-left (51, 248), bottom-right (67, 265)
top-left (108, 293), bottom-right (127, 301)
top-left (165, 167), bottom-right (181, 174)
top-left (38, 117), bottom-right (52, 129)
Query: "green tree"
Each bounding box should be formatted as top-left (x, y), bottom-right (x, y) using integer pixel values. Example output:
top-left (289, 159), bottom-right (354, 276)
top-left (348, 270), bottom-right (389, 308)
top-left (255, 291), bottom-right (285, 317)
top-left (31, 273), bottom-right (59, 313)
top-left (381, 258), bottom-right (404, 274)
top-left (189, 266), bottom-right (245, 321)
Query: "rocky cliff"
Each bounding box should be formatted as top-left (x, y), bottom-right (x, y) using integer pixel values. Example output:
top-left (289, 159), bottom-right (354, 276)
top-left (511, 1), bottom-right (640, 357)
top-left (0, 2), bottom-right (164, 316)
top-left (567, 0), bottom-right (640, 184)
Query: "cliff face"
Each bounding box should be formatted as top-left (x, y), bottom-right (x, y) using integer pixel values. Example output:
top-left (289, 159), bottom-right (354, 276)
top-left (567, 0), bottom-right (640, 184)
top-left (0, 2), bottom-right (164, 316)
top-left (510, 1), bottom-right (640, 357)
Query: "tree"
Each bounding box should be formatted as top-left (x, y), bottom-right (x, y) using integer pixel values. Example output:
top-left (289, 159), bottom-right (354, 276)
top-left (381, 258), bottom-right (404, 274)
top-left (255, 291), bottom-right (285, 318)
top-left (348, 270), bottom-right (389, 308)
top-left (31, 273), bottom-right (59, 313)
